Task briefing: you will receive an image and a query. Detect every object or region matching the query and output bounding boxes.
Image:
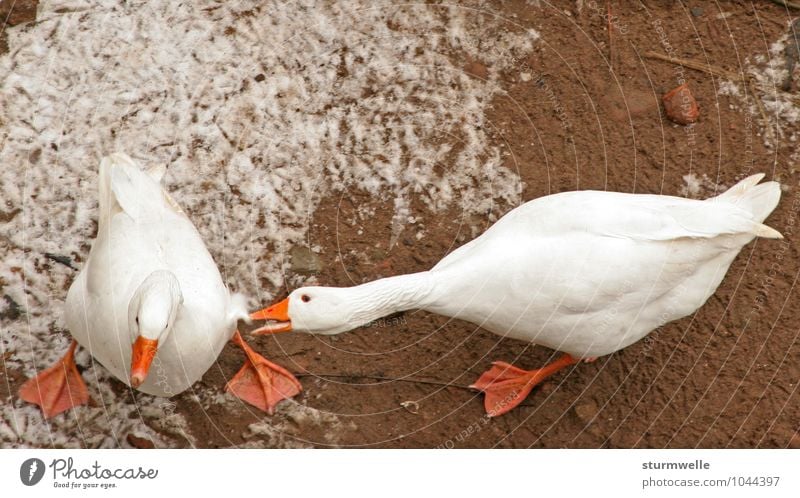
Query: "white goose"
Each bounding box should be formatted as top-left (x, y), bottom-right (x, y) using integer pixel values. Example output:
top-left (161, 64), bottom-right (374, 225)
top-left (20, 153), bottom-right (300, 418)
top-left (251, 174), bottom-right (781, 416)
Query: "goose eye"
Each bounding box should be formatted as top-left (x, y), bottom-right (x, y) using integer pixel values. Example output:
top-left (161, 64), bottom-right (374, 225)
top-left (301, 294), bottom-right (311, 303)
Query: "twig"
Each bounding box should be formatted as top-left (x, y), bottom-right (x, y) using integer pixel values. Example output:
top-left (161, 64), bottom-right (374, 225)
top-left (644, 51), bottom-right (739, 80)
top-left (644, 51), bottom-right (776, 144)
top-left (294, 372), bottom-right (473, 390)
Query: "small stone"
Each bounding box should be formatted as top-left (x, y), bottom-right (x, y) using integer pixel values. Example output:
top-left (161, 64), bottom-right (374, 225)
top-left (520, 72), bottom-right (532, 82)
top-left (290, 246), bottom-right (322, 275)
top-left (463, 59), bottom-right (488, 80)
top-left (574, 400), bottom-right (599, 423)
top-left (0, 0), bottom-right (38, 26)
top-left (690, 7), bottom-right (704, 17)
top-left (662, 83), bottom-right (699, 125)
top-left (126, 433), bottom-right (155, 449)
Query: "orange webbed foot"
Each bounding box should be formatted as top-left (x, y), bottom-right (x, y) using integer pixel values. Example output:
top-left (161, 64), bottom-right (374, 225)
top-left (225, 331), bottom-right (302, 414)
top-left (471, 354), bottom-right (579, 417)
top-left (18, 341), bottom-right (90, 419)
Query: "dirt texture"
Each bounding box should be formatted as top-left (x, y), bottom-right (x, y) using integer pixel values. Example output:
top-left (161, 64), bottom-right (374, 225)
top-left (3, 1), bottom-right (799, 448)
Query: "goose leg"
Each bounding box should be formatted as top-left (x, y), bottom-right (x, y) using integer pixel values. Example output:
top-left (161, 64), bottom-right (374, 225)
top-left (19, 340), bottom-right (90, 419)
top-left (225, 330), bottom-right (302, 414)
top-left (470, 354), bottom-right (579, 417)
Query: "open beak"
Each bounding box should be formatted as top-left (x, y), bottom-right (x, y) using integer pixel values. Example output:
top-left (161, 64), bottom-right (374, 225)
top-left (130, 336), bottom-right (158, 388)
top-left (250, 298), bottom-right (292, 335)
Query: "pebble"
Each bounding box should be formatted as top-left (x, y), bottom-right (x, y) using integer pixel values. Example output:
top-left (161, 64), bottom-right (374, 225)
top-left (126, 433), bottom-right (155, 449)
top-left (662, 83), bottom-right (699, 125)
top-left (290, 246), bottom-right (322, 275)
top-left (690, 7), bottom-right (704, 17)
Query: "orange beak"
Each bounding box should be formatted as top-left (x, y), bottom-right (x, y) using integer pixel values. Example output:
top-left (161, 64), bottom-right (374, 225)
top-left (130, 336), bottom-right (158, 388)
top-left (250, 298), bottom-right (292, 335)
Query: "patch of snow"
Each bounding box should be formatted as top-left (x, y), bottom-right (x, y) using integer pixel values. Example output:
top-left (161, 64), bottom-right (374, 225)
top-left (679, 173), bottom-right (729, 199)
top-left (717, 81), bottom-right (741, 97)
top-left (746, 36), bottom-right (800, 141)
top-left (681, 173), bottom-right (703, 198)
top-left (241, 401), bottom-right (355, 448)
top-left (1, 369), bottom-right (193, 448)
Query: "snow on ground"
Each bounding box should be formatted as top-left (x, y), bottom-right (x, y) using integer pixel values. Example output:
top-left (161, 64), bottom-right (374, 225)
top-left (0, 0), bottom-right (536, 447)
top-left (746, 33), bottom-right (800, 155)
top-left (678, 173), bottom-right (727, 199)
top-left (750, 37), bottom-right (800, 129)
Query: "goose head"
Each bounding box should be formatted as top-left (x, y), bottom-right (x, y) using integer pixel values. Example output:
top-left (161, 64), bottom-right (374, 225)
top-left (250, 287), bottom-right (359, 336)
top-left (128, 270), bottom-right (183, 388)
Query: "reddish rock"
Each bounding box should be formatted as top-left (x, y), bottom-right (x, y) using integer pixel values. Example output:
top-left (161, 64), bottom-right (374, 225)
top-left (662, 83), bottom-right (699, 125)
top-left (0, 0), bottom-right (38, 26)
top-left (126, 433), bottom-right (156, 449)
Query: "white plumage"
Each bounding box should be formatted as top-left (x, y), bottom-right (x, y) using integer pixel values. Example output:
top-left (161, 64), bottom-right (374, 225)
top-left (66, 153), bottom-right (248, 395)
top-left (252, 174), bottom-right (782, 415)
top-left (423, 173), bottom-right (781, 357)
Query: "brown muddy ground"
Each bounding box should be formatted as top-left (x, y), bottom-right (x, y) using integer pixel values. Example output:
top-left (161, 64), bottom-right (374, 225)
top-left (4, 1), bottom-right (800, 448)
top-left (202, 1), bottom-right (800, 448)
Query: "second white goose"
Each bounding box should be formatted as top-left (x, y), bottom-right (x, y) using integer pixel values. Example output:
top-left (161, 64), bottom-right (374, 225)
top-left (250, 174), bottom-right (782, 416)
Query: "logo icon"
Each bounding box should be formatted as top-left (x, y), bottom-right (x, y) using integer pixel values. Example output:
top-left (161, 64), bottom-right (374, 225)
top-left (20, 458), bottom-right (45, 486)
